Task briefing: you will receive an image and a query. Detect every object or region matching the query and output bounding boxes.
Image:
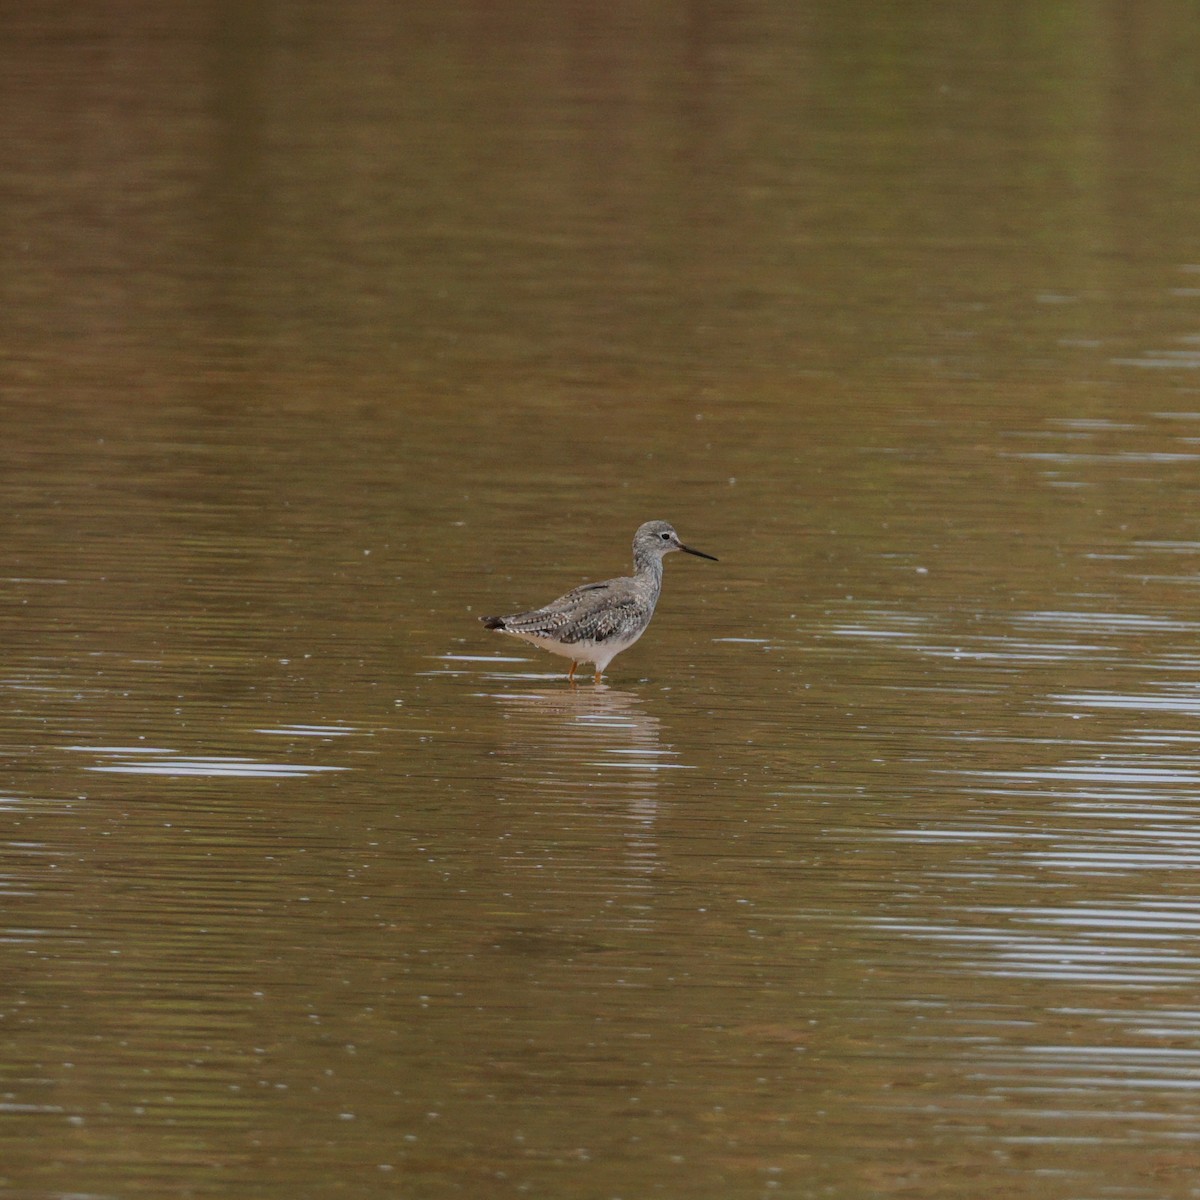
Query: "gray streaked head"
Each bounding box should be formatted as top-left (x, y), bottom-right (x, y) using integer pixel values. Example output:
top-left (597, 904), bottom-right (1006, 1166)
top-left (634, 520), bottom-right (719, 565)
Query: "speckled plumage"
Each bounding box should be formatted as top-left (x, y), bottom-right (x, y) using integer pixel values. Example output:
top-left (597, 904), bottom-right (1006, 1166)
top-left (480, 520), bottom-right (718, 682)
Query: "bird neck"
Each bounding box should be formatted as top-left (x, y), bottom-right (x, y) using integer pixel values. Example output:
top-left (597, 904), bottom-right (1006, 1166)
top-left (633, 548), bottom-right (665, 585)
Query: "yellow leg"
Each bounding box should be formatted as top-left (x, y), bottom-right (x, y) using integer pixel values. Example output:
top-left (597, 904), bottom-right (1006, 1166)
top-left (593, 669), bottom-right (602, 684)
top-left (567, 662), bottom-right (578, 684)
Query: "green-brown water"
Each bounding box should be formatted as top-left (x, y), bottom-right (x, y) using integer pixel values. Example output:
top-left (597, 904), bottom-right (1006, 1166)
top-left (5, 3), bottom-right (1200, 1198)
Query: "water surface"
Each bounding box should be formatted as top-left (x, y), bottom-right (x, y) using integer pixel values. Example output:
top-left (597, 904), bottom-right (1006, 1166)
top-left (4, 2), bottom-right (1200, 1198)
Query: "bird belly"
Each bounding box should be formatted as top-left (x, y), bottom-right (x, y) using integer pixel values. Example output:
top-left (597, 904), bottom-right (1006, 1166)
top-left (509, 628), bottom-right (643, 669)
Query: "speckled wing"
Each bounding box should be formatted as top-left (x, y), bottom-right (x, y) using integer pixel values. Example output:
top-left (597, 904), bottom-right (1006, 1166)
top-left (499, 578), bottom-right (644, 644)
top-left (556, 591), bottom-right (645, 645)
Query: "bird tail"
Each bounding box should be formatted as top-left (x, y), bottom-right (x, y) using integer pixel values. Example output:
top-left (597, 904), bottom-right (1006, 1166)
top-left (480, 615), bottom-right (506, 629)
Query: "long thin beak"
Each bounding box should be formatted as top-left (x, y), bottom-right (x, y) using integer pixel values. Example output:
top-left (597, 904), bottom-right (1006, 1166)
top-left (681, 543), bottom-right (718, 562)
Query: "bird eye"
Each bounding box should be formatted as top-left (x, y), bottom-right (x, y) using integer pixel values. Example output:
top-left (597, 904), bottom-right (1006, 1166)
top-left (660, 531), bottom-right (672, 540)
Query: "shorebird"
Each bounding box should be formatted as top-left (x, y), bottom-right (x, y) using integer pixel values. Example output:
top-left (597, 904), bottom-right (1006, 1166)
top-left (479, 520), bottom-right (718, 683)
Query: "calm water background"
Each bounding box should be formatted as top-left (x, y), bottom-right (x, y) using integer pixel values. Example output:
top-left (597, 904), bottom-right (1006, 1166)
top-left (4, 2), bottom-right (1200, 1197)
